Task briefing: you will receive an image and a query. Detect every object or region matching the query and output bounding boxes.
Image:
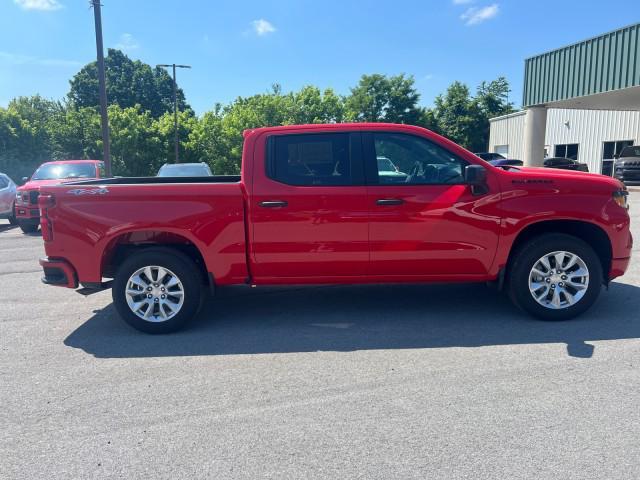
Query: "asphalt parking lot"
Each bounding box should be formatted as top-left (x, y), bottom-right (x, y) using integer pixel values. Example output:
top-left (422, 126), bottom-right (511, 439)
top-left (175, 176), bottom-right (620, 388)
top-left (1, 193), bottom-right (639, 480)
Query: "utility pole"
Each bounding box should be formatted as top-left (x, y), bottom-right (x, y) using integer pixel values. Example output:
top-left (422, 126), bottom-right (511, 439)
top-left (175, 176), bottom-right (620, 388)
top-left (90, 0), bottom-right (111, 176)
top-left (157, 63), bottom-right (191, 163)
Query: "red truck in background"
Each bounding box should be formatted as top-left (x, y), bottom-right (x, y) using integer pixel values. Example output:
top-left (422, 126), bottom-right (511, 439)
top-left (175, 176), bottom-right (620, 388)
top-left (15, 159), bottom-right (104, 233)
top-left (37, 123), bottom-right (632, 333)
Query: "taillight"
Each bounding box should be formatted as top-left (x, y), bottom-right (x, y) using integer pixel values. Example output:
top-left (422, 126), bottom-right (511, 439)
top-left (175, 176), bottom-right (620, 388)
top-left (38, 194), bottom-right (55, 242)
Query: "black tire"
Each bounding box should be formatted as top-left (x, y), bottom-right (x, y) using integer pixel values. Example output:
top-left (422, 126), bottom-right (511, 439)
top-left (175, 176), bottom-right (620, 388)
top-left (18, 220), bottom-right (39, 234)
top-left (508, 233), bottom-right (603, 321)
top-left (112, 247), bottom-right (202, 334)
top-left (8, 204), bottom-right (17, 225)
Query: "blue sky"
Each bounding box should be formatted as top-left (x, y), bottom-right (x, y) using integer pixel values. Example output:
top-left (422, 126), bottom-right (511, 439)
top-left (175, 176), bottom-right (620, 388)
top-left (1, 0), bottom-right (638, 115)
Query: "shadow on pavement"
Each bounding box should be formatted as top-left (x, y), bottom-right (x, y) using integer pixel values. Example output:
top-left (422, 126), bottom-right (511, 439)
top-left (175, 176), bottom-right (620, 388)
top-left (64, 281), bottom-right (640, 359)
top-left (0, 223), bottom-right (17, 233)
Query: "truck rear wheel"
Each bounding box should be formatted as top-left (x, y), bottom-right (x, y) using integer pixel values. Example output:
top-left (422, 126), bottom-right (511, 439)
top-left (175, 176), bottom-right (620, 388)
top-left (508, 233), bottom-right (603, 320)
top-left (112, 248), bottom-right (202, 333)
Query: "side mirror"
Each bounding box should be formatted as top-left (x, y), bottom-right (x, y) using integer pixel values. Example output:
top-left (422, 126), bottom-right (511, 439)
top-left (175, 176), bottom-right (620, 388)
top-left (21, 177), bottom-right (29, 183)
top-left (465, 165), bottom-right (488, 195)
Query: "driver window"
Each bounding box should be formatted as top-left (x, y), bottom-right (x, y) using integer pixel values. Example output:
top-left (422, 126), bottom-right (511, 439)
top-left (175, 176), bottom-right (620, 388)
top-left (373, 133), bottom-right (467, 185)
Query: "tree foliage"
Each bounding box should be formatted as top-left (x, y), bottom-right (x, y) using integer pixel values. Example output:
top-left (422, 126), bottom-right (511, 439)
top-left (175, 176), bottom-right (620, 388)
top-left (1, 55), bottom-right (516, 180)
top-left (68, 49), bottom-right (190, 118)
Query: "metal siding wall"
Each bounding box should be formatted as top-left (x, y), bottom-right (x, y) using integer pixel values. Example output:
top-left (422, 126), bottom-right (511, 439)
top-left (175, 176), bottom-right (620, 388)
top-left (523, 23), bottom-right (640, 106)
top-left (490, 109), bottom-right (640, 172)
top-left (488, 112), bottom-right (527, 160)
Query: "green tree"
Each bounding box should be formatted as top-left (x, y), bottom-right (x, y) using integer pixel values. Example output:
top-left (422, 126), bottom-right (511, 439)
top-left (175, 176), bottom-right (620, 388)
top-left (154, 109), bottom-right (199, 168)
top-left (431, 81), bottom-right (483, 150)
top-left (472, 76), bottom-right (514, 151)
top-left (345, 74), bottom-right (423, 124)
top-left (68, 49), bottom-right (190, 117)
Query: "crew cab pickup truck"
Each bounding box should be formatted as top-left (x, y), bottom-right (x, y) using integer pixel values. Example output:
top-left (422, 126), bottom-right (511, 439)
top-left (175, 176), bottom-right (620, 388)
top-left (16, 160), bottom-right (104, 233)
top-left (37, 123), bottom-right (632, 333)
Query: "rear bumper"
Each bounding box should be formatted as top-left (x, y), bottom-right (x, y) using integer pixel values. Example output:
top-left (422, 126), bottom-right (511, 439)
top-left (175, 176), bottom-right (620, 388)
top-left (39, 257), bottom-right (78, 288)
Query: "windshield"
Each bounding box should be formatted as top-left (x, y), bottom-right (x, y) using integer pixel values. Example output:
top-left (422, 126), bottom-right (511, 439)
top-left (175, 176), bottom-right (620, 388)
top-left (32, 163), bottom-right (97, 180)
top-left (157, 164), bottom-right (211, 177)
top-left (620, 146), bottom-right (640, 158)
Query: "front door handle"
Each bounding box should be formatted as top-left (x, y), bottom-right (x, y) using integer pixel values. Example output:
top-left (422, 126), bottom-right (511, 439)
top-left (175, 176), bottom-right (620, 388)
top-left (259, 200), bottom-right (288, 208)
top-left (376, 198), bottom-right (404, 206)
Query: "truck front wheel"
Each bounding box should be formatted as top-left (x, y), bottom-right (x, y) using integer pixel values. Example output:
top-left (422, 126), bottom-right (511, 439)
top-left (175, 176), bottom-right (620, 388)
top-left (18, 220), bottom-right (39, 234)
top-left (508, 233), bottom-right (603, 320)
top-left (112, 248), bottom-right (202, 333)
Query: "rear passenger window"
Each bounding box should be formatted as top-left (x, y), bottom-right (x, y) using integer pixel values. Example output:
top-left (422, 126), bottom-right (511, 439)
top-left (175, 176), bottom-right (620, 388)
top-left (0, 177), bottom-right (7, 189)
top-left (269, 134), bottom-right (354, 186)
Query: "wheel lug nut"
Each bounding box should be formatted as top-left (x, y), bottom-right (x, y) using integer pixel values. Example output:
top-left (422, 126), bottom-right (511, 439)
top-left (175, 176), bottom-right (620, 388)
top-left (551, 284), bottom-right (556, 288)
top-left (147, 287), bottom-right (152, 291)
top-left (154, 298), bottom-right (159, 303)
top-left (561, 275), bottom-right (567, 280)
top-left (556, 270), bottom-right (561, 274)
top-left (161, 294), bottom-right (166, 299)
top-left (147, 294), bottom-right (152, 298)
top-left (546, 278), bottom-right (551, 283)
top-left (559, 282), bottom-right (564, 287)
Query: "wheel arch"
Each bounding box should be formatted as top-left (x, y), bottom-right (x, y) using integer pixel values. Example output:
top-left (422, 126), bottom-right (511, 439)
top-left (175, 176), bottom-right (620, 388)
top-left (101, 230), bottom-right (211, 287)
top-left (507, 219), bottom-right (612, 281)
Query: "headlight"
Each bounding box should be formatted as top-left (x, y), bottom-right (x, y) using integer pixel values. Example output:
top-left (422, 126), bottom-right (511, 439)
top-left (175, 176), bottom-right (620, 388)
top-left (613, 189), bottom-right (629, 209)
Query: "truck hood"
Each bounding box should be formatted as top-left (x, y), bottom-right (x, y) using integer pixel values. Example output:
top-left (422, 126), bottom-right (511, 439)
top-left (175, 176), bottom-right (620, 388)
top-left (507, 166), bottom-right (623, 190)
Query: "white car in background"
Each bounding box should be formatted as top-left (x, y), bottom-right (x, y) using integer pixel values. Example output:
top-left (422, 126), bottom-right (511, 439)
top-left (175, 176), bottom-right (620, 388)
top-left (157, 162), bottom-right (213, 177)
top-left (0, 173), bottom-right (17, 225)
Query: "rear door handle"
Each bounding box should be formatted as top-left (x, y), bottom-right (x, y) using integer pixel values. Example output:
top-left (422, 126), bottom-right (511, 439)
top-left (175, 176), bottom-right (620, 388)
top-left (376, 198), bottom-right (404, 206)
top-left (259, 200), bottom-right (288, 208)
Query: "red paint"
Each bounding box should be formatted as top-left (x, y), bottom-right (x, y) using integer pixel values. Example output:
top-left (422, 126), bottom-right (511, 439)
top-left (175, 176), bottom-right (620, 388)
top-left (38, 124), bottom-right (631, 290)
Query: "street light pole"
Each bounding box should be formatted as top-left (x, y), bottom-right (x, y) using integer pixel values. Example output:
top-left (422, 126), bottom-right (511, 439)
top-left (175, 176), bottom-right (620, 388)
top-left (91, 0), bottom-right (111, 176)
top-left (157, 63), bottom-right (191, 163)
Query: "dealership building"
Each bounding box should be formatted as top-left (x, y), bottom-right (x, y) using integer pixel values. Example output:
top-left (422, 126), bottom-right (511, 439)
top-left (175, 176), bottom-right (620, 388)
top-left (489, 23), bottom-right (640, 175)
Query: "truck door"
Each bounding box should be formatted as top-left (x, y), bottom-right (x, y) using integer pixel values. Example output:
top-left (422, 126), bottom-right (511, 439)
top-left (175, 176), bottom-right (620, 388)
top-left (249, 131), bottom-right (369, 280)
top-left (364, 131), bottom-right (500, 277)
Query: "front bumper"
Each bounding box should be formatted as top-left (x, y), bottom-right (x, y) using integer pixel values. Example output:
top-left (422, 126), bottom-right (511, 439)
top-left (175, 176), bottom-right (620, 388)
top-left (614, 168), bottom-right (640, 182)
top-left (15, 204), bottom-right (40, 221)
top-left (39, 257), bottom-right (78, 288)
top-left (610, 257), bottom-right (631, 280)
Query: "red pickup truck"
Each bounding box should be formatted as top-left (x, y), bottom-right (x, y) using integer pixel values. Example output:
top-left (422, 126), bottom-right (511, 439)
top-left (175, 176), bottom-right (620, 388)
top-left (38, 123), bottom-right (631, 333)
top-left (16, 159), bottom-right (104, 233)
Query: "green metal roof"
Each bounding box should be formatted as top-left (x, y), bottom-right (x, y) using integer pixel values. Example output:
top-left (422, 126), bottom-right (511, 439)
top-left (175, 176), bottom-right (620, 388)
top-left (523, 23), bottom-right (640, 107)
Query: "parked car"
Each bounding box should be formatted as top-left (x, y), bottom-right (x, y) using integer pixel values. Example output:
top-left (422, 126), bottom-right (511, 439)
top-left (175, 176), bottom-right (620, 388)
top-left (614, 145), bottom-right (640, 183)
top-left (157, 163), bottom-right (213, 177)
top-left (0, 173), bottom-right (17, 225)
top-left (475, 152), bottom-right (506, 162)
top-left (38, 123), bottom-right (630, 333)
top-left (15, 160), bottom-right (105, 234)
top-left (488, 159), bottom-right (524, 168)
top-left (544, 157), bottom-right (589, 172)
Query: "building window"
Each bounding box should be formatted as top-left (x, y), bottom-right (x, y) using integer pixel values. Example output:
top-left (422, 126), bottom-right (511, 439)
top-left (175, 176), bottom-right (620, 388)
top-left (554, 144), bottom-right (579, 160)
top-left (602, 140), bottom-right (634, 176)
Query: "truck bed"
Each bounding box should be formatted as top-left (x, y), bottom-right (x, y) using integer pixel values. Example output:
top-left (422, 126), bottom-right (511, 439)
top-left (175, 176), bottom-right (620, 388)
top-left (65, 175), bottom-right (242, 185)
top-left (40, 179), bottom-right (248, 286)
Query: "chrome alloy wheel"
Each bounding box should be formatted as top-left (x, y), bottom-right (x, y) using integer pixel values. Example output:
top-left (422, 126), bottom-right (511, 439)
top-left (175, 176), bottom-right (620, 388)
top-left (528, 251), bottom-right (589, 310)
top-left (125, 266), bottom-right (185, 322)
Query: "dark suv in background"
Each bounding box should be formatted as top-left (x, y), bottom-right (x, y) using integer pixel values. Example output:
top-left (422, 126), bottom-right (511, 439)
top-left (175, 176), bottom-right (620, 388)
top-left (614, 145), bottom-right (640, 183)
